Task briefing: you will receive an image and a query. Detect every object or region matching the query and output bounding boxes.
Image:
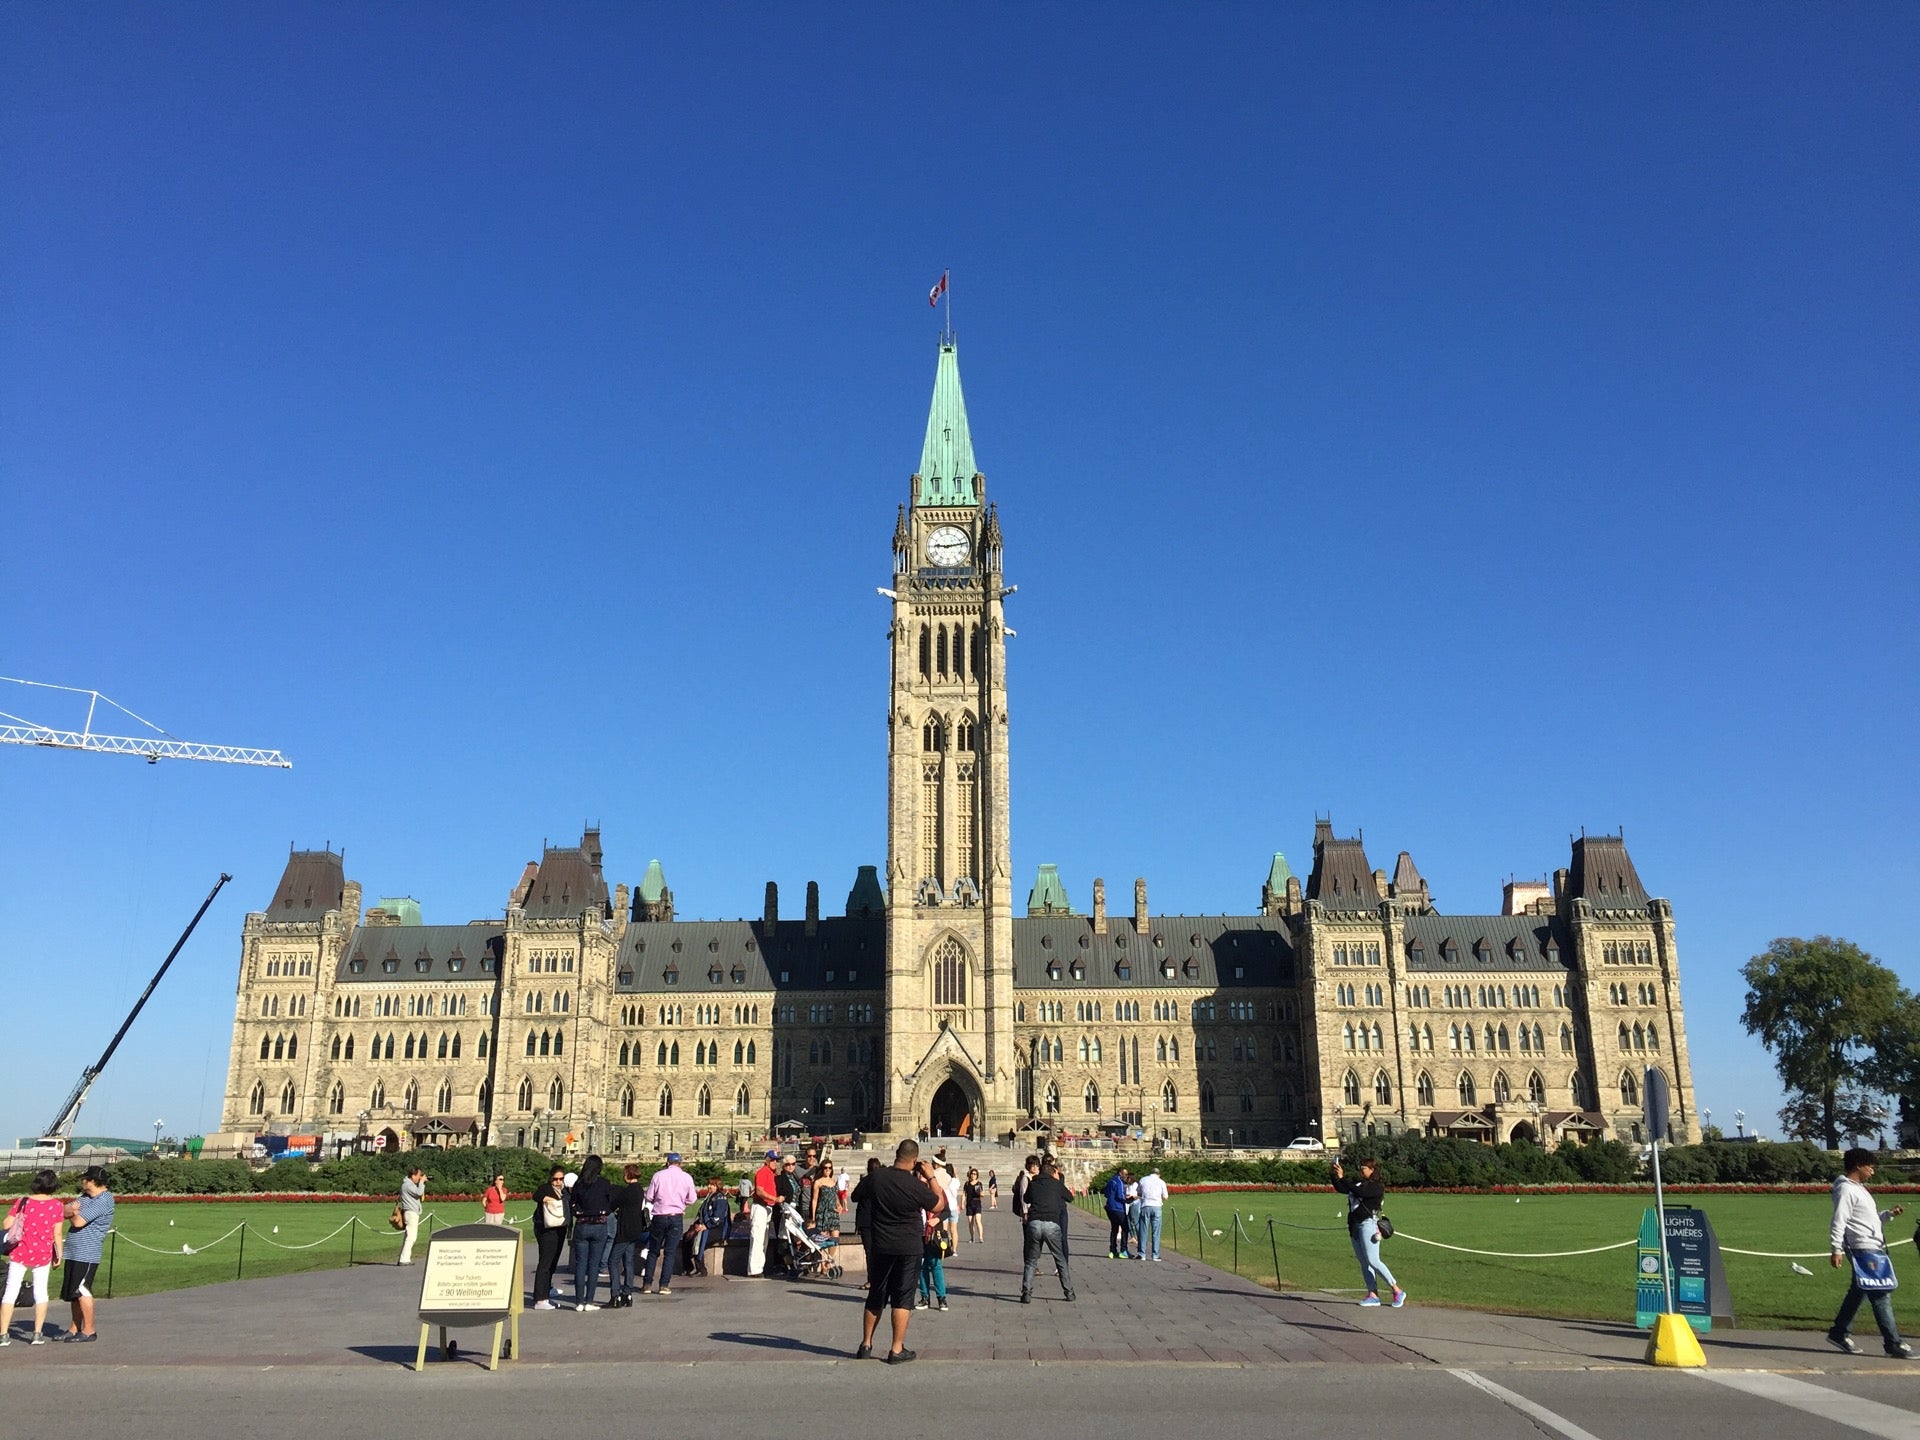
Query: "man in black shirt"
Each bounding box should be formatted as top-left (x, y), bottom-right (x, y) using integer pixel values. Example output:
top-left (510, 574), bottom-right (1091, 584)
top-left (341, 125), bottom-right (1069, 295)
top-left (1019, 1158), bottom-right (1076, 1304)
top-left (849, 1138), bottom-right (947, 1363)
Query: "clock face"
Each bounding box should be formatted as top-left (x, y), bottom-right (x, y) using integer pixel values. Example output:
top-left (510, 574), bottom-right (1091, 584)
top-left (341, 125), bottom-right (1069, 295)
top-left (925, 525), bottom-right (971, 566)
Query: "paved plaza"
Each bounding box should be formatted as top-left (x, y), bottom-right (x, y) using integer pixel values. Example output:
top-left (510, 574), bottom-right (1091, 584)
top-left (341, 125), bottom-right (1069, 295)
top-left (2, 1201), bottom-right (1917, 1440)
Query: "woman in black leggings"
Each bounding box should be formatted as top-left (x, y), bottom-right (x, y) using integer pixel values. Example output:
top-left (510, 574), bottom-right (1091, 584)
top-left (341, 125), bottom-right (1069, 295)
top-left (531, 1165), bottom-right (568, 1309)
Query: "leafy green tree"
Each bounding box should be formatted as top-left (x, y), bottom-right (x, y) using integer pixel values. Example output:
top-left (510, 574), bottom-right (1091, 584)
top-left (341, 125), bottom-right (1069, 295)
top-left (1740, 936), bottom-right (1907, 1149)
top-left (1864, 994), bottom-right (1920, 1147)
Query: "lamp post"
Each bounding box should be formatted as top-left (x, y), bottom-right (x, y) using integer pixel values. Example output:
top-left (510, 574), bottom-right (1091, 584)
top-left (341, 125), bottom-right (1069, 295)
top-left (587, 1112), bottom-right (597, 1154)
top-left (1734, 1108), bottom-right (1746, 1139)
top-left (1702, 1106), bottom-right (1712, 1137)
top-left (152, 1119), bottom-right (165, 1153)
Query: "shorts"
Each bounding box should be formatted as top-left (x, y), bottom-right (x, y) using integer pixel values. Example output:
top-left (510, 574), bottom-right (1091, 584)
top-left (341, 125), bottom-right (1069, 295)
top-left (61, 1260), bottom-right (100, 1303)
top-left (864, 1252), bottom-right (920, 1315)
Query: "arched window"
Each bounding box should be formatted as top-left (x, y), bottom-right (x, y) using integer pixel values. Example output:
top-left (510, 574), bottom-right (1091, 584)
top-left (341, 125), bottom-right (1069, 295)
top-left (659, 1087), bottom-right (673, 1117)
top-left (246, 1081), bottom-right (266, 1115)
top-left (435, 1080), bottom-right (452, 1113)
top-left (1416, 1071), bottom-right (1435, 1106)
top-left (735, 1085), bottom-right (751, 1116)
top-left (733, 1040), bottom-right (744, 1065)
top-left (1240, 1082), bottom-right (1256, 1113)
top-left (933, 937), bottom-right (966, 1007)
top-left (1199, 1080), bottom-right (1216, 1114)
top-left (437, 1032), bottom-right (449, 1059)
top-left (548, 1077), bottom-right (564, 1110)
top-left (403, 1079), bottom-right (419, 1111)
top-left (1374, 1071), bottom-right (1392, 1105)
top-left (1078, 1036), bottom-right (1090, 1063)
top-left (1448, 1024), bottom-right (1461, 1052)
top-left (517, 1077), bottom-right (534, 1111)
top-left (918, 625), bottom-right (931, 678)
top-left (1156, 1036), bottom-right (1168, 1064)
top-left (1161, 1080), bottom-right (1177, 1113)
top-left (344, 1035), bottom-right (355, 1060)
top-left (746, 1040), bottom-right (757, 1066)
top-left (370, 1080), bottom-right (387, 1109)
top-left (540, 1030), bottom-right (552, 1058)
top-left (477, 1078), bottom-right (491, 1112)
top-left (1044, 1081), bottom-right (1060, 1114)
top-left (1342, 1023), bottom-right (1355, 1051)
top-left (1497, 1025), bottom-right (1510, 1053)
top-left (657, 1041), bottom-right (668, 1066)
top-left (527, 1031), bottom-right (538, 1057)
top-left (936, 626), bottom-right (948, 675)
top-left (620, 1085), bottom-right (635, 1117)
top-left (1493, 1071), bottom-right (1511, 1103)
top-left (808, 1039), bottom-right (819, 1066)
top-left (697, 1085), bottom-right (712, 1117)
top-left (1620, 1070), bottom-right (1638, 1105)
top-left (259, 1035), bottom-right (271, 1061)
top-left (1090, 1038), bottom-right (1103, 1063)
top-left (1342, 1070), bottom-right (1361, 1105)
top-left (669, 1040), bottom-right (679, 1066)
top-left (1457, 1072), bottom-right (1477, 1106)
top-left (1527, 1071), bottom-right (1546, 1104)
top-left (1647, 1025), bottom-right (1659, 1052)
top-left (1083, 1082), bottom-right (1100, 1114)
top-left (328, 1081), bottom-right (345, 1115)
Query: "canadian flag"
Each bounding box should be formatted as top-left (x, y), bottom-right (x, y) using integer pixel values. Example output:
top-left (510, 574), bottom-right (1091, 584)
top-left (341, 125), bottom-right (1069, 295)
top-left (928, 271), bottom-right (948, 308)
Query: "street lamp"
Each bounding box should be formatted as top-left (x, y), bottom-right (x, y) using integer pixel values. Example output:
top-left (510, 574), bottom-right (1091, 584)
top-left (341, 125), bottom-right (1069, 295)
top-left (1734, 1109), bottom-right (1746, 1138)
top-left (1702, 1106), bottom-right (1712, 1136)
top-left (152, 1119), bottom-right (164, 1153)
top-left (587, 1112), bottom-right (597, 1153)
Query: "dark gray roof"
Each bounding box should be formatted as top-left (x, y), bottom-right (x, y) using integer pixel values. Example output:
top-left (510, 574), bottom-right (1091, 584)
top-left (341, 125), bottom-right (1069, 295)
top-left (616, 918), bottom-right (886, 993)
top-left (1567, 835), bottom-right (1650, 907)
top-left (521, 840), bottom-right (611, 920)
top-left (1012, 915), bottom-right (1294, 989)
top-left (338, 925), bottom-right (505, 982)
top-left (1307, 821), bottom-right (1380, 910)
top-left (1401, 914), bottom-right (1571, 973)
top-left (268, 849), bottom-right (346, 917)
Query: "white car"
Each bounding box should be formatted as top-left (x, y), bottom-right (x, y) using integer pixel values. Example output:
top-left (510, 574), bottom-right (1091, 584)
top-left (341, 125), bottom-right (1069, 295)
top-left (1284, 1136), bottom-right (1325, 1153)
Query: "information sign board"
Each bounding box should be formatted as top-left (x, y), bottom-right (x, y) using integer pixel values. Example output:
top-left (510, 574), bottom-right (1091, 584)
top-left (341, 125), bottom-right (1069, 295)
top-left (412, 1222), bottom-right (522, 1371)
top-left (1634, 1205), bottom-right (1731, 1333)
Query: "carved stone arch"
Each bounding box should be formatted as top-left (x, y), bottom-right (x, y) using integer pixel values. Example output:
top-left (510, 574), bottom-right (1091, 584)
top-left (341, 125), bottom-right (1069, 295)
top-left (925, 930), bottom-right (975, 1010)
top-left (903, 1056), bottom-right (986, 1140)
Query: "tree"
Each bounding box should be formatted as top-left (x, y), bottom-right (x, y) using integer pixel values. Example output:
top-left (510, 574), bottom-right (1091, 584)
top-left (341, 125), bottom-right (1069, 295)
top-left (1740, 936), bottom-right (1908, 1150)
top-left (1863, 994), bottom-right (1920, 1147)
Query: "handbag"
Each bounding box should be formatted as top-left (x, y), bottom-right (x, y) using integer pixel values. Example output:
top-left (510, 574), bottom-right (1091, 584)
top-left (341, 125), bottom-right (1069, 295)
top-left (389, 1204), bottom-right (406, 1232)
top-left (1850, 1249), bottom-right (1898, 1292)
top-left (1375, 1214), bottom-right (1394, 1241)
top-left (0, 1199), bottom-right (24, 1256)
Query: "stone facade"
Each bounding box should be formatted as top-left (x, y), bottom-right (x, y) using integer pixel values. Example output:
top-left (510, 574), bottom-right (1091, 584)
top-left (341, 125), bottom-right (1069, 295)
top-left (220, 338), bottom-right (1698, 1155)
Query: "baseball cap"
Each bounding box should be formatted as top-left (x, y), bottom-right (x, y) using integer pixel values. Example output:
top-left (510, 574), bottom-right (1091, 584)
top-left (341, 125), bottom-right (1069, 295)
top-left (765, 1149), bottom-right (780, 1160)
top-left (666, 1152), bottom-right (683, 1164)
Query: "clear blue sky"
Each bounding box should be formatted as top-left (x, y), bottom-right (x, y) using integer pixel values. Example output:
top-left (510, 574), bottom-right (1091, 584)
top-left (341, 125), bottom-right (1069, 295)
top-left (2, 5), bottom-right (1914, 1146)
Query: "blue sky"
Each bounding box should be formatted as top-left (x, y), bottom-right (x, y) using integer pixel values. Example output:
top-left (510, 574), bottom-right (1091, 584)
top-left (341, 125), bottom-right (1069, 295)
top-left (2, 5), bottom-right (1914, 1146)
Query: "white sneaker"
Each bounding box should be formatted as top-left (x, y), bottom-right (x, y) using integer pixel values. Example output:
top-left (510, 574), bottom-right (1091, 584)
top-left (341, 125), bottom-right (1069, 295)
top-left (533, 1301), bottom-right (556, 1310)
top-left (577, 1303), bottom-right (600, 1312)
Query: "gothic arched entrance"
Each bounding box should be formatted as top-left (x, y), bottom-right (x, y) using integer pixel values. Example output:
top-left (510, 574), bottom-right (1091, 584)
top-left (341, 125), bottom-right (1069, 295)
top-left (930, 1079), bottom-right (975, 1139)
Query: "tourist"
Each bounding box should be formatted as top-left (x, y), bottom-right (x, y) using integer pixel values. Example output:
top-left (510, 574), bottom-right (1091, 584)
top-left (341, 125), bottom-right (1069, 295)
top-left (691, 1183), bottom-right (731, 1274)
top-left (939, 1163), bottom-right (963, 1252)
top-left (800, 1145), bottom-right (820, 1225)
top-left (569, 1155), bottom-right (616, 1311)
top-left (56, 1167), bottom-right (113, 1342)
top-left (813, 1161), bottom-right (843, 1239)
top-left (0, 1169), bottom-right (65, 1345)
top-left (963, 1168), bottom-right (985, 1243)
top-left (918, 1198), bottom-right (951, 1312)
top-left (481, 1171), bottom-right (508, 1226)
top-left (641, 1152), bottom-right (698, 1296)
top-left (1103, 1167), bottom-right (1130, 1258)
top-left (1019, 1158), bottom-right (1075, 1304)
top-left (1136, 1165), bottom-right (1168, 1262)
top-left (1124, 1171), bottom-right (1143, 1258)
top-left (397, 1166), bottom-right (426, 1265)
top-left (854, 1156), bottom-right (881, 1282)
top-left (531, 1165), bottom-right (568, 1309)
top-left (748, 1150), bottom-right (780, 1277)
top-left (1331, 1156), bottom-right (1404, 1308)
top-left (987, 1169), bottom-right (998, 1211)
top-left (608, 1164), bottom-right (648, 1308)
top-left (850, 1139), bottom-right (947, 1363)
top-left (1828, 1147), bottom-right (1911, 1357)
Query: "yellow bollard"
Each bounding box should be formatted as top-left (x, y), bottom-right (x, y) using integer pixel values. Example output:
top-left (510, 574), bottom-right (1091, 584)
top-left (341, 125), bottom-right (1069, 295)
top-left (1645, 1312), bottom-right (1707, 1368)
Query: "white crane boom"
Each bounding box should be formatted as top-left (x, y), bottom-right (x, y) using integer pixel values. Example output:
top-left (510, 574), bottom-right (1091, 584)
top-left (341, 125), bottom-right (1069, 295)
top-left (0, 677), bottom-right (291, 769)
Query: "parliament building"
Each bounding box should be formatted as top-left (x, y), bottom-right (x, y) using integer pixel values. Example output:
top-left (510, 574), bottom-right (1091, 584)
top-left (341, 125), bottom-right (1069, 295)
top-left (219, 338), bottom-right (1699, 1157)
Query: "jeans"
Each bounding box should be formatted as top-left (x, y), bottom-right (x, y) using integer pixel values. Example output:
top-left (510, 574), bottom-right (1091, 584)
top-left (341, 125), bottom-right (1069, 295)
top-left (1833, 1281), bottom-right (1903, 1350)
top-left (1023, 1219), bottom-right (1072, 1296)
top-left (608, 1240), bottom-right (637, 1299)
top-left (1349, 1220), bottom-right (1397, 1294)
top-left (1126, 1201), bottom-right (1143, 1255)
top-left (642, 1214), bottom-right (684, 1290)
top-left (1140, 1206), bottom-right (1163, 1260)
top-left (1107, 1209), bottom-right (1128, 1256)
top-left (919, 1253), bottom-right (947, 1301)
top-left (532, 1228), bottom-right (565, 1303)
top-left (572, 1220), bottom-right (613, 1305)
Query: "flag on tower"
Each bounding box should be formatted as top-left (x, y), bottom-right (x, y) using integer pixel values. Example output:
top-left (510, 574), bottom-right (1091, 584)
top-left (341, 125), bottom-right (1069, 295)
top-left (928, 271), bottom-right (948, 308)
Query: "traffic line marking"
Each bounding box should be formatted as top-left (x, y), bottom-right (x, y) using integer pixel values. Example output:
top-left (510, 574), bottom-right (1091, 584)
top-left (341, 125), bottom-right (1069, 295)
top-left (1692, 1370), bottom-right (1920, 1440)
top-left (1449, 1368), bottom-right (1606, 1440)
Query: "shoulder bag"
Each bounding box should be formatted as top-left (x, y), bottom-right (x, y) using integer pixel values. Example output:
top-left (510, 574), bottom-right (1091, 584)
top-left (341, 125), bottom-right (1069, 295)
top-left (1850, 1249), bottom-right (1897, 1292)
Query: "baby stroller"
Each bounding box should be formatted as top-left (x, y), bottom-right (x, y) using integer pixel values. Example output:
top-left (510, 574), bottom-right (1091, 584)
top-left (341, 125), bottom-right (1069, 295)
top-left (775, 1200), bottom-right (843, 1282)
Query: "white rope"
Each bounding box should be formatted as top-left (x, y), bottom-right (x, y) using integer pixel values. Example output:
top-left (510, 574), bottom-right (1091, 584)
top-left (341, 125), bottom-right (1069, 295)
top-left (245, 1217), bottom-right (359, 1251)
top-left (108, 1222), bottom-right (247, 1255)
top-left (1395, 1231), bottom-right (1638, 1258)
top-left (1721, 1237), bottom-right (1915, 1259)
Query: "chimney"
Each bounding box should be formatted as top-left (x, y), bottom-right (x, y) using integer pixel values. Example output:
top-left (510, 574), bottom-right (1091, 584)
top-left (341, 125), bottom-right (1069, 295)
top-left (583, 826), bottom-right (603, 871)
top-left (805, 880), bottom-right (820, 936)
top-left (1134, 877), bottom-right (1150, 935)
top-left (1553, 868), bottom-right (1570, 903)
top-left (1091, 879), bottom-right (1107, 935)
top-left (764, 881), bottom-right (779, 927)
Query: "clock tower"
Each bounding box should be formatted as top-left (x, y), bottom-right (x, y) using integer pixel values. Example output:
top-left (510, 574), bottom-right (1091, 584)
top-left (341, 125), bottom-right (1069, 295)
top-left (882, 332), bottom-right (1017, 1139)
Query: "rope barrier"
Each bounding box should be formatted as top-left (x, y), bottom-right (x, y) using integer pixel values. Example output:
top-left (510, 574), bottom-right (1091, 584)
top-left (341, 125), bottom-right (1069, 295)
top-left (1720, 1237), bottom-right (1915, 1259)
top-left (245, 1217), bottom-right (360, 1251)
top-left (1393, 1231), bottom-right (1638, 1257)
top-left (109, 1222), bottom-right (247, 1255)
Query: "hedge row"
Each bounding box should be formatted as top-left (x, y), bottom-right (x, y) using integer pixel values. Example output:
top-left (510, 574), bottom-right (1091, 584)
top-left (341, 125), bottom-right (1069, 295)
top-left (0, 1147), bottom-right (743, 1197)
top-left (1087, 1137), bottom-right (1870, 1193)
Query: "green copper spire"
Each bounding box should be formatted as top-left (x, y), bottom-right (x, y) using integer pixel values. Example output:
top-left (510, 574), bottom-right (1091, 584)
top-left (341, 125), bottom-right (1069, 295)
top-left (1265, 853), bottom-right (1294, 894)
top-left (1027, 863), bottom-right (1073, 916)
top-left (915, 334), bottom-right (978, 507)
top-left (638, 859), bottom-right (669, 904)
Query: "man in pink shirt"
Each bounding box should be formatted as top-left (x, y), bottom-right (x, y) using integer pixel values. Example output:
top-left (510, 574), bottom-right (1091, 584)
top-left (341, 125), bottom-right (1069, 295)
top-left (639, 1153), bottom-right (699, 1296)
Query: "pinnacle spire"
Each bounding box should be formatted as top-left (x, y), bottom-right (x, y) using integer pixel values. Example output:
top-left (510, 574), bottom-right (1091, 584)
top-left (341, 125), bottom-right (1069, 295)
top-left (915, 334), bottom-right (978, 506)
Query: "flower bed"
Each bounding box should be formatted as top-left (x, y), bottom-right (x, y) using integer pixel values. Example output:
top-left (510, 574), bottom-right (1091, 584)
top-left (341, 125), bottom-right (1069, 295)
top-left (1163, 1181), bottom-right (1920, 1196)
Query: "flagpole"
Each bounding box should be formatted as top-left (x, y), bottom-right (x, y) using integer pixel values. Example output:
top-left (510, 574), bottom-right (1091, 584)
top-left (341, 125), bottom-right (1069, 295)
top-left (945, 268), bottom-right (952, 337)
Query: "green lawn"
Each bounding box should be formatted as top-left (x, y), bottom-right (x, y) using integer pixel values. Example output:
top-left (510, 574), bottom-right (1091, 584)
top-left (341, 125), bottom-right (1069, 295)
top-left (96, 1200), bottom-right (518, 1298)
top-left (1084, 1190), bottom-right (1891, 1331)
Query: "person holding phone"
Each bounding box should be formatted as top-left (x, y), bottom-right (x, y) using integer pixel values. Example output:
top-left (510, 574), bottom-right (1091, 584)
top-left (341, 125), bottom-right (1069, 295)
top-left (1331, 1155), bottom-right (1404, 1308)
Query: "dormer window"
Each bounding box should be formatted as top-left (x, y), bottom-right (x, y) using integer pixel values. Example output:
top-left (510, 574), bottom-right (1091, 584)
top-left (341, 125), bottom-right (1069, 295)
top-left (731, 965), bottom-right (746, 983)
top-left (481, 956), bottom-right (496, 973)
top-left (382, 958), bottom-right (399, 974)
top-left (1473, 939), bottom-right (1491, 963)
top-left (1046, 961), bottom-right (1062, 981)
top-left (671, 939), bottom-right (683, 953)
top-left (1440, 939), bottom-right (1458, 964)
top-left (1161, 961), bottom-right (1175, 979)
top-left (1115, 962), bottom-right (1131, 980)
top-left (415, 957), bottom-right (432, 973)
top-left (663, 966), bottom-right (679, 985)
top-left (1407, 940), bottom-right (1425, 964)
top-left (1182, 958), bottom-right (1199, 979)
top-left (349, 958), bottom-right (366, 975)
top-left (1069, 961), bottom-right (1085, 982)
top-left (1041, 934), bottom-right (1054, 949)
top-left (618, 966), bottom-right (634, 986)
top-left (447, 957), bottom-right (464, 974)
top-left (708, 939), bottom-right (720, 953)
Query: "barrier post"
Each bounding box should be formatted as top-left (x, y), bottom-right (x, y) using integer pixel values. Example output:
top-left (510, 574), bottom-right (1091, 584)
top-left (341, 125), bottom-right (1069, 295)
top-left (1268, 1217), bottom-right (1281, 1289)
top-left (236, 1223), bottom-right (247, 1281)
top-left (106, 1230), bottom-right (117, 1299)
top-left (1196, 1210), bottom-right (1205, 1263)
top-left (1232, 1214), bottom-right (1239, 1274)
top-left (349, 1216), bottom-right (357, 1267)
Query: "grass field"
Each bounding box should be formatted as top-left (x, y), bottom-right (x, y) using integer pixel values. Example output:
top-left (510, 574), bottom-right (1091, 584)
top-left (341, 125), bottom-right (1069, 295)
top-left (94, 1201), bottom-right (524, 1298)
top-left (1082, 1190), bottom-right (1907, 1331)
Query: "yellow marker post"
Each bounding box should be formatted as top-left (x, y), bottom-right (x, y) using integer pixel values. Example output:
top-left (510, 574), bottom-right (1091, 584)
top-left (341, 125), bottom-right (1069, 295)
top-left (1647, 1310), bottom-right (1708, 1367)
top-left (1641, 1068), bottom-right (1705, 1368)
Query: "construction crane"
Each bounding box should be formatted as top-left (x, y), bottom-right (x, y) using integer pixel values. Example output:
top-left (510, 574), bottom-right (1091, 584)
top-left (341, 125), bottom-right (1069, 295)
top-left (0, 677), bottom-right (290, 768)
top-left (37, 874), bottom-right (232, 1154)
